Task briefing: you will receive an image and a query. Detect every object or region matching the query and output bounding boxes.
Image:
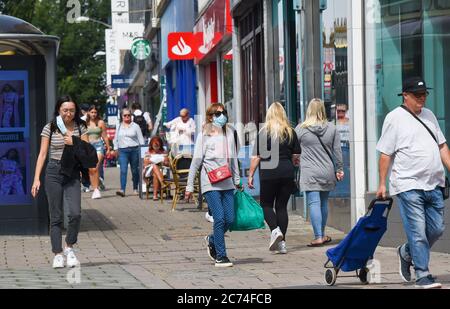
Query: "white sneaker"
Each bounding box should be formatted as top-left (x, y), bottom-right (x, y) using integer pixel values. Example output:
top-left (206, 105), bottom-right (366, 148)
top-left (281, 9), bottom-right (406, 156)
top-left (269, 227), bottom-right (284, 251)
top-left (91, 189), bottom-right (102, 199)
top-left (52, 254), bottom-right (65, 269)
top-left (205, 212), bottom-right (214, 223)
top-left (277, 241), bottom-right (287, 254)
top-left (64, 248), bottom-right (80, 268)
top-left (133, 190), bottom-right (139, 195)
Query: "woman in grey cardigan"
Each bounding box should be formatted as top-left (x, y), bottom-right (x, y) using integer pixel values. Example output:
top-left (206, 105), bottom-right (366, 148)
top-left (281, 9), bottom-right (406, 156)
top-left (185, 103), bottom-right (241, 268)
top-left (295, 99), bottom-right (344, 247)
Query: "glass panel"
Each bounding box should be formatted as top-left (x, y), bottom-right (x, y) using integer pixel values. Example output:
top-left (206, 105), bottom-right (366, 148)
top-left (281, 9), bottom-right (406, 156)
top-left (272, 0), bottom-right (286, 103)
top-left (322, 0), bottom-right (350, 198)
top-left (365, 0), bottom-right (450, 192)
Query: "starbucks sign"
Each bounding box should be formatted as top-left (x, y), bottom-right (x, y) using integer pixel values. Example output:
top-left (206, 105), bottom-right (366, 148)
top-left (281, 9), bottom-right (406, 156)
top-left (131, 38), bottom-right (151, 60)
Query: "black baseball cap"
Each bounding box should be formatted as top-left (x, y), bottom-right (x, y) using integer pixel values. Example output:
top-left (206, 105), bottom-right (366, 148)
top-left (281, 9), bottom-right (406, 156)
top-left (80, 103), bottom-right (90, 111)
top-left (397, 76), bottom-right (433, 96)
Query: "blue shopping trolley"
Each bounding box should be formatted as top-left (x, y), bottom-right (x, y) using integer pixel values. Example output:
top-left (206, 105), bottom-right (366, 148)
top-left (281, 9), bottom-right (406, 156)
top-left (324, 198), bottom-right (393, 286)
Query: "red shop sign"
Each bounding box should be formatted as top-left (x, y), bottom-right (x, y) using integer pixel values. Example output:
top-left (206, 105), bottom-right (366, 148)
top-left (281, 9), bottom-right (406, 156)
top-left (168, 32), bottom-right (201, 60)
top-left (193, 0), bottom-right (232, 62)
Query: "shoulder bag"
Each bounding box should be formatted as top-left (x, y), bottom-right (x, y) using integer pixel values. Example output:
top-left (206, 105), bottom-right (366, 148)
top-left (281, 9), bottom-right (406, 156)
top-left (400, 105), bottom-right (449, 200)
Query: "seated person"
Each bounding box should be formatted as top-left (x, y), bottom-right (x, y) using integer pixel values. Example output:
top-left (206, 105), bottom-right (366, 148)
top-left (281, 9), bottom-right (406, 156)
top-left (143, 136), bottom-right (170, 200)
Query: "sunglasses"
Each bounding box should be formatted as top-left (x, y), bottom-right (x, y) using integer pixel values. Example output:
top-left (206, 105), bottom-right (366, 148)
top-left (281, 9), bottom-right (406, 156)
top-left (411, 92), bottom-right (429, 98)
top-left (211, 110), bottom-right (228, 117)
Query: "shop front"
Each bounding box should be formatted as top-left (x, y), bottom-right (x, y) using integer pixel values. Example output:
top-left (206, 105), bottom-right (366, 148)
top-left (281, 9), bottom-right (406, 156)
top-left (364, 0), bottom-right (450, 252)
top-left (194, 0), bottom-right (234, 123)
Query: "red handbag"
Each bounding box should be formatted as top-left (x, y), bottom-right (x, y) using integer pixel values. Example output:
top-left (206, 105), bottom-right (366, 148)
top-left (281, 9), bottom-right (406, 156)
top-left (207, 165), bottom-right (232, 184)
top-left (203, 132), bottom-right (233, 184)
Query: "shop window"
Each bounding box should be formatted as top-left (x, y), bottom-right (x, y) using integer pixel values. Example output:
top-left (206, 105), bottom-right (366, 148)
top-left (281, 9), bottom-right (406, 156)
top-left (365, 0), bottom-right (450, 192)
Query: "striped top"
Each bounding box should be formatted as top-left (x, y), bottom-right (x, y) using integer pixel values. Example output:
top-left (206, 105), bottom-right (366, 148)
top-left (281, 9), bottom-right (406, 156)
top-left (41, 122), bottom-right (88, 160)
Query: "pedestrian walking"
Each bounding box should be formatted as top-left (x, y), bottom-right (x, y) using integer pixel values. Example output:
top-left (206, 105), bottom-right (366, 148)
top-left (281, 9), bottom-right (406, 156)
top-left (31, 95), bottom-right (90, 269)
top-left (376, 77), bottom-right (450, 289)
top-left (86, 105), bottom-right (111, 199)
top-left (114, 108), bottom-right (145, 197)
top-left (248, 102), bottom-right (301, 254)
top-left (185, 103), bottom-right (241, 267)
top-left (295, 98), bottom-right (344, 247)
top-left (131, 102), bottom-right (152, 141)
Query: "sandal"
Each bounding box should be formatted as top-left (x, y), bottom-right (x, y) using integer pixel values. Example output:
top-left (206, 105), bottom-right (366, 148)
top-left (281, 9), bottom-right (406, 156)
top-left (322, 236), bottom-right (332, 244)
top-left (307, 241), bottom-right (324, 247)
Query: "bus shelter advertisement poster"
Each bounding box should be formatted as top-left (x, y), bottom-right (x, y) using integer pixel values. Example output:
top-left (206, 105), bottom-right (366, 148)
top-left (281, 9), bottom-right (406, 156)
top-left (0, 71), bottom-right (31, 205)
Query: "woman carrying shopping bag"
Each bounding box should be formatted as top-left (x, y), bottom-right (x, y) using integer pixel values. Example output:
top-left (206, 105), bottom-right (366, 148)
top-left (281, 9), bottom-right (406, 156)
top-left (248, 102), bottom-right (301, 254)
top-left (185, 103), bottom-right (241, 268)
top-left (295, 98), bottom-right (344, 247)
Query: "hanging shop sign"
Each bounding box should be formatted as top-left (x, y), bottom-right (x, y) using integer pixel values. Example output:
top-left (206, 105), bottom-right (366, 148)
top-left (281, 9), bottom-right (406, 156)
top-left (131, 38), bottom-right (151, 60)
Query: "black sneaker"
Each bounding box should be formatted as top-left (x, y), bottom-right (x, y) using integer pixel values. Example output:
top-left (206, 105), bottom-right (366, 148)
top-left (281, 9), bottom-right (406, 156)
top-left (415, 275), bottom-right (442, 289)
top-left (397, 246), bottom-right (413, 282)
top-left (215, 256), bottom-right (233, 268)
top-left (116, 190), bottom-right (125, 197)
top-left (204, 236), bottom-right (216, 261)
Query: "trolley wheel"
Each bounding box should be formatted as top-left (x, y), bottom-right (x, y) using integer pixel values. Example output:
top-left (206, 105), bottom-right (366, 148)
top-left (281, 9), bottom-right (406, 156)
top-left (358, 268), bottom-right (369, 284)
top-left (325, 268), bottom-right (337, 286)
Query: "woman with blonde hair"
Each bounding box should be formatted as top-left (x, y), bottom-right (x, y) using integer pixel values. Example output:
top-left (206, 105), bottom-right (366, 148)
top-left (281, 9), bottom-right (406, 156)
top-left (248, 102), bottom-right (301, 254)
top-left (295, 98), bottom-right (344, 247)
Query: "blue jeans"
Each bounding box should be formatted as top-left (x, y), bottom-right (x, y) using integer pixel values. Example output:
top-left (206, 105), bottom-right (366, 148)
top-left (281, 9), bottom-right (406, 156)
top-left (118, 147), bottom-right (140, 191)
top-left (204, 190), bottom-right (235, 259)
top-left (396, 188), bottom-right (445, 280)
top-left (306, 191), bottom-right (330, 239)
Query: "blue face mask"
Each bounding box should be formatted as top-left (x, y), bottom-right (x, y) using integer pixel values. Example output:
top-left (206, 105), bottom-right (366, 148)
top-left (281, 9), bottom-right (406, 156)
top-left (56, 115), bottom-right (67, 135)
top-left (213, 114), bottom-right (227, 128)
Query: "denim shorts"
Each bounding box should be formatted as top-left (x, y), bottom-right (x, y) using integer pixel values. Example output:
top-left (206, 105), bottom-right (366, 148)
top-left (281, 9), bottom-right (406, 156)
top-left (91, 140), bottom-right (105, 155)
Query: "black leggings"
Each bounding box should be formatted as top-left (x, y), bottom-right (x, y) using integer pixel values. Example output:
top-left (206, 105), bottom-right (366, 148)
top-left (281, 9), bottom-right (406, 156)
top-left (260, 178), bottom-right (293, 240)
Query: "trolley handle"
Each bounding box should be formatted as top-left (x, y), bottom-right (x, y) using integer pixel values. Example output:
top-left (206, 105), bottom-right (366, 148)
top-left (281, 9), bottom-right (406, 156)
top-left (368, 197), bottom-right (393, 211)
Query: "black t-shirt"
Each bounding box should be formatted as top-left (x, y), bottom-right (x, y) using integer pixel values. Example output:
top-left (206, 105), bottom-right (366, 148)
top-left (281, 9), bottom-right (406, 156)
top-left (253, 128), bottom-right (301, 180)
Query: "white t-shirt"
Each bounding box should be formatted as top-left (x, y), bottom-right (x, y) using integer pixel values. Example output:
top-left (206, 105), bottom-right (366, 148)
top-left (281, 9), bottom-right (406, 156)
top-left (164, 117), bottom-right (196, 145)
top-left (133, 110), bottom-right (152, 126)
top-left (376, 107), bottom-right (446, 195)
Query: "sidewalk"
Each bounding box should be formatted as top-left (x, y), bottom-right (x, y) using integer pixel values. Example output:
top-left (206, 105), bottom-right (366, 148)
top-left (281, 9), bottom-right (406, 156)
top-left (1, 167), bottom-right (449, 289)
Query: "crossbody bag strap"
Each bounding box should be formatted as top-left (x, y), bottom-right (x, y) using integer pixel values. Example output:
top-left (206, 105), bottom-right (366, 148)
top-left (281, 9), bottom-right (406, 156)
top-left (306, 128), bottom-right (335, 168)
top-left (200, 129), bottom-right (230, 173)
top-left (400, 105), bottom-right (438, 144)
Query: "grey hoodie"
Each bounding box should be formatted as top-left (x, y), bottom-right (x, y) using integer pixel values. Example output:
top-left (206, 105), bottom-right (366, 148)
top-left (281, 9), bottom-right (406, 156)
top-left (295, 122), bottom-right (343, 191)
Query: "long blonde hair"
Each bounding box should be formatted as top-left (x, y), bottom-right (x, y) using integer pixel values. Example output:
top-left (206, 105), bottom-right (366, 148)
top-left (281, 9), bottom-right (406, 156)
top-left (300, 98), bottom-right (328, 128)
top-left (261, 102), bottom-right (293, 143)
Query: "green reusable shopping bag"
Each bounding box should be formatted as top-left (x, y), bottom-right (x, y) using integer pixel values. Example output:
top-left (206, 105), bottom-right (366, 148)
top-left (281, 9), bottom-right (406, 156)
top-left (229, 190), bottom-right (265, 231)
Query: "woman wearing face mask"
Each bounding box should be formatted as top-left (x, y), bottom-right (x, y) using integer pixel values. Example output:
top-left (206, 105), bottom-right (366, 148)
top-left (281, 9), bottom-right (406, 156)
top-left (143, 136), bottom-right (170, 201)
top-left (185, 103), bottom-right (241, 268)
top-left (31, 95), bottom-right (89, 269)
top-left (113, 108), bottom-right (145, 197)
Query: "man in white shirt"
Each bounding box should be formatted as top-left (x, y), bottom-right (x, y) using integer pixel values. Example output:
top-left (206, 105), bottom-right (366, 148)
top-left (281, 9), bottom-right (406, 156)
top-left (376, 77), bottom-right (450, 289)
top-left (131, 102), bottom-right (153, 140)
top-left (164, 108), bottom-right (196, 146)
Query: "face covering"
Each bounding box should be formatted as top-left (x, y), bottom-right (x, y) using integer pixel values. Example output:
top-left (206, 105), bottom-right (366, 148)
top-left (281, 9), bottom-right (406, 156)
top-left (213, 114), bottom-right (227, 128)
top-left (56, 115), bottom-right (67, 135)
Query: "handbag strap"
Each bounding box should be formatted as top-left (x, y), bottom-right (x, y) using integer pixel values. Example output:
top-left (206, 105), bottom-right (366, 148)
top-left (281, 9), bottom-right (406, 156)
top-left (400, 105), bottom-right (438, 144)
top-left (201, 127), bottom-right (231, 173)
top-left (305, 128), bottom-right (335, 168)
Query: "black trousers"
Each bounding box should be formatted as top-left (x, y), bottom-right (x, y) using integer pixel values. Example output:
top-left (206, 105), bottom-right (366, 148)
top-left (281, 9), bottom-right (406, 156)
top-left (260, 178), bottom-right (294, 240)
